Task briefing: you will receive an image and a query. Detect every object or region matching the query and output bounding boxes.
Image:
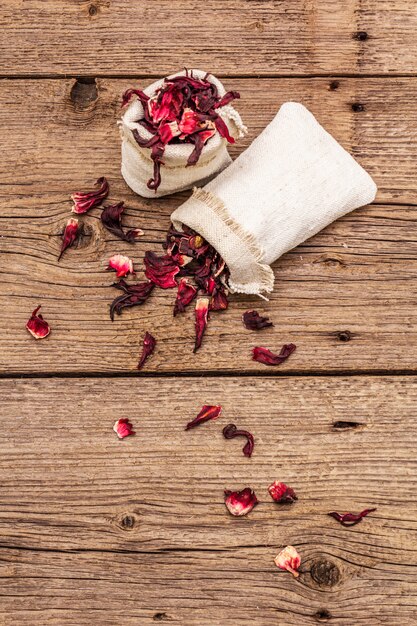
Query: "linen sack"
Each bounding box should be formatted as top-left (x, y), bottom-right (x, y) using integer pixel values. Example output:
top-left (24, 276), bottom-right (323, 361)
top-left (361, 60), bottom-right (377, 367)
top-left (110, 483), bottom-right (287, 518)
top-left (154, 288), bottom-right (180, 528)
top-left (171, 102), bottom-right (377, 297)
top-left (120, 69), bottom-right (247, 198)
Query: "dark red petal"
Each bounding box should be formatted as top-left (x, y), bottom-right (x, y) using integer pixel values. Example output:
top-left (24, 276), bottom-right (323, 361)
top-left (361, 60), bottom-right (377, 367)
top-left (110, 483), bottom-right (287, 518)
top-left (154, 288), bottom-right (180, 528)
top-left (71, 177), bottom-right (109, 214)
top-left (26, 305), bottom-right (50, 340)
top-left (222, 423), bottom-right (254, 458)
top-left (210, 289), bottom-right (228, 311)
top-left (113, 418), bottom-right (135, 439)
top-left (214, 90), bottom-right (240, 109)
top-left (252, 344), bottom-right (296, 366)
top-left (58, 217), bottom-right (79, 261)
top-left (185, 405), bottom-right (222, 430)
top-left (224, 488), bottom-right (258, 516)
top-left (187, 133), bottom-right (205, 166)
top-left (193, 295), bottom-right (210, 352)
top-left (121, 88), bottom-right (149, 108)
top-left (328, 508), bottom-right (377, 527)
top-left (101, 202), bottom-right (143, 243)
top-left (173, 278), bottom-right (197, 316)
top-left (110, 280), bottom-right (154, 320)
top-left (268, 481), bottom-right (298, 504)
top-left (144, 251), bottom-right (180, 289)
top-left (214, 115), bottom-right (235, 144)
top-left (243, 310), bottom-right (273, 331)
top-left (138, 332), bottom-right (156, 370)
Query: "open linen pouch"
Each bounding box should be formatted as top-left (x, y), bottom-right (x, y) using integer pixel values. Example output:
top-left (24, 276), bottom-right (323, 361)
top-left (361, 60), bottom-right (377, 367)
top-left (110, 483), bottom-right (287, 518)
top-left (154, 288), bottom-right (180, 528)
top-left (171, 102), bottom-right (377, 296)
top-left (120, 69), bottom-right (247, 198)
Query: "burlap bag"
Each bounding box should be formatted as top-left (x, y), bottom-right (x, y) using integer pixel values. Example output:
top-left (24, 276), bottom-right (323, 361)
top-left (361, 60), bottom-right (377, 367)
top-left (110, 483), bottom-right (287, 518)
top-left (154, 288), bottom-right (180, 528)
top-left (120, 69), bottom-right (247, 198)
top-left (172, 102), bottom-right (377, 297)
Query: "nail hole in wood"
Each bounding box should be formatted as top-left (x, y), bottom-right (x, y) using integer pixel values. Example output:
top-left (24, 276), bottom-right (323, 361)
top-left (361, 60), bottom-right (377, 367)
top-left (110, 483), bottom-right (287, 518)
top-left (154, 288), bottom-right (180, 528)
top-left (70, 77), bottom-right (98, 109)
top-left (311, 559), bottom-right (340, 588)
top-left (352, 102), bottom-right (365, 112)
top-left (337, 330), bottom-right (351, 342)
top-left (314, 609), bottom-right (332, 622)
top-left (333, 420), bottom-right (361, 430)
top-left (329, 80), bottom-right (339, 91)
top-left (121, 515), bottom-right (135, 529)
top-left (354, 31), bottom-right (368, 41)
top-left (89, 4), bottom-right (98, 16)
top-left (153, 613), bottom-right (168, 621)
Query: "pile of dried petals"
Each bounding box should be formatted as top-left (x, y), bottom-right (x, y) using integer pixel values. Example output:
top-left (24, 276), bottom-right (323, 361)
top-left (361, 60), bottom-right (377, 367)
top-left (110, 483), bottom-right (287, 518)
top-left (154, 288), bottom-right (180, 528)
top-left (122, 72), bottom-right (240, 192)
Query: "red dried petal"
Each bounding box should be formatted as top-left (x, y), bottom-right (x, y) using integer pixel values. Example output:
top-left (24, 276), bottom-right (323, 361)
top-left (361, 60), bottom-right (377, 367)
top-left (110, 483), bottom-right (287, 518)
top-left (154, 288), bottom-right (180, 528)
top-left (210, 289), bottom-right (228, 311)
top-left (178, 108), bottom-right (204, 135)
top-left (113, 418), bottom-right (135, 439)
top-left (252, 344), bottom-right (296, 366)
top-left (101, 202), bottom-right (143, 243)
top-left (185, 405), bottom-right (222, 430)
top-left (173, 278), bottom-right (197, 316)
top-left (71, 177), bottom-right (109, 214)
top-left (223, 423), bottom-right (254, 458)
top-left (26, 305), bottom-right (51, 340)
top-left (224, 488), bottom-right (258, 517)
top-left (194, 295), bottom-right (210, 352)
top-left (158, 120), bottom-right (180, 144)
top-left (274, 546), bottom-right (301, 577)
top-left (58, 217), bottom-right (79, 261)
top-left (268, 481), bottom-right (298, 504)
top-left (243, 310), bottom-right (273, 331)
top-left (107, 254), bottom-right (134, 278)
top-left (144, 251), bottom-right (180, 289)
top-left (110, 280), bottom-right (154, 320)
top-left (121, 88), bottom-right (149, 108)
top-left (214, 90), bottom-right (240, 109)
top-left (328, 508), bottom-right (377, 527)
top-left (214, 115), bottom-right (235, 144)
top-left (138, 331), bottom-right (156, 370)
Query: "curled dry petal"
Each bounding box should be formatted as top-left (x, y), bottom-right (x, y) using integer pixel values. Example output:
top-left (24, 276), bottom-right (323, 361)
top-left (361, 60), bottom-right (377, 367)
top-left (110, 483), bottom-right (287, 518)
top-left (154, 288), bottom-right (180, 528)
top-left (110, 280), bottom-right (154, 320)
top-left (242, 310), bottom-right (273, 331)
top-left (194, 295), bottom-right (210, 352)
top-left (173, 278), bottom-right (197, 316)
top-left (101, 202), bottom-right (144, 243)
top-left (185, 405), bottom-right (222, 430)
top-left (121, 88), bottom-right (149, 108)
top-left (224, 488), bottom-right (258, 517)
top-left (144, 251), bottom-right (180, 288)
top-left (210, 289), bottom-right (228, 311)
top-left (222, 423), bottom-right (254, 458)
top-left (268, 481), bottom-right (298, 504)
top-left (26, 305), bottom-right (51, 340)
top-left (138, 331), bottom-right (156, 370)
top-left (58, 218), bottom-right (79, 261)
top-left (107, 254), bottom-right (134, 278)
top-left (274, 546), bottom-right (301, 577)
top-left (113, 418), bottom-right (135, 439)
top-left (328, 508), bottom-right (377, 527)
top-left (71, 177), bottom-right (109, 214)
top-left (252, 343), bottom-right (296, 366)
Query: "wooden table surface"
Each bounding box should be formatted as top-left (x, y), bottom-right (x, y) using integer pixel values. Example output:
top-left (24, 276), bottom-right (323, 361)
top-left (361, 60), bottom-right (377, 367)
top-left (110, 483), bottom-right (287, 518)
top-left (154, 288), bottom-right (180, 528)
top-left (1, 2), bottom-right (417, 624)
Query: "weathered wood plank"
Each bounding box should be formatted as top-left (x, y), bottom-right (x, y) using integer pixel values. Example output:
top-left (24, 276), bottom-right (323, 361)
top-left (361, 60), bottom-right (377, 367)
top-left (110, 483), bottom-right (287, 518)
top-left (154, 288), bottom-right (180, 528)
top-left (0, 1), bottom-right (417, 76)
top-left (0, 376), bottom-right (416, 624)
top-left (1, 77), bottom-right (417, 374)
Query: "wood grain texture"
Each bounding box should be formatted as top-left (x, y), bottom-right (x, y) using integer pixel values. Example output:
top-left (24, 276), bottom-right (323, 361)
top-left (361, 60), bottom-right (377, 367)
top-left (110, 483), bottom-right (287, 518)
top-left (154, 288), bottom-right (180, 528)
top-left (1, 1), bottom-right (417, 76)
top-left (0, 376), bottom-right (415, 625)
top-left (1, 77), bottom-right (417, 375)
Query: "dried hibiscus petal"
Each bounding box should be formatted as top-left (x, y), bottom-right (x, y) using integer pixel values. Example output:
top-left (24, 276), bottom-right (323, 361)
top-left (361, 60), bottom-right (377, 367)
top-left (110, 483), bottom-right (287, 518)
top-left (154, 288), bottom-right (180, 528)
top-left (252, 343), bottom-right (296, 366)
top-left (173, 278), bottom-right (197, 316)
top-left (137, 331), bottom-right (156, 370)
top-left (243, 310), bottom-right (273, 331)
top-left (26, 305), bottom-right (50, 340)
top-left (274, 546), bottom-right (301, 577)
top-left (268, 481), bottom-right (298, 504)
top-left (194, 295), bottom-right (210, 353)
top-left (328, 508), bottom-right (376, 527)
top-left (222, 423), bottom-right (254, 458)
top-left (144, 251), bottom-right (180, 288)
top-left (58, 217), bottom-right (79, 261)
top-left (71, 176), bottom-right (109, 214)
top-left (107, 254), bottom-right (134, 278)
top-left (113, 418), bottom-right (135, 439)
top-left (185, 405), bottom-right (222, 430)
top-left (101, 202), bottom-right (144, 243)
top-left (110, 280), bottom-right (154, 320)
top-left (210, 288), bottom-right (228, 311)
top-left (121, 88), bottom-right (149, 108)
top-left (224, 488), bottom-right (258, 517)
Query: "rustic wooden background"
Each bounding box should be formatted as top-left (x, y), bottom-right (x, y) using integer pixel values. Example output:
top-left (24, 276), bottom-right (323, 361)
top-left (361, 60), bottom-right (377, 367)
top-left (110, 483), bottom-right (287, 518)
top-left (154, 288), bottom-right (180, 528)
top-left (1, 1), bottom-right (416, 624)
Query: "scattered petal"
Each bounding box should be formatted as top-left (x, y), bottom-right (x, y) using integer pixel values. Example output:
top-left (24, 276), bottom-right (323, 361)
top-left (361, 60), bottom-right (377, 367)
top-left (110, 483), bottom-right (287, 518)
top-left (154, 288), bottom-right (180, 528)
top-left (101, 202), bottom-right (144, 242)
top-left (110, 280), bottom-right (154, 320)
top-left (328, 508), bottom-right (377, 527)
top-left (113, 418), bottom-right (135, 439)
top-left (268, 481), bottom-right (298, 504)
top-left (194, 295), bottom-right (210, 352)
top-left (224, 488), bottom-right (258, 517)
top-left (223, 423), bottom-right (254, 458)
top-left (173, 278), bottom-right (197, 316)
top-left (71, 177), bottom-right (109, 214)
top-left (252, 343), bottom-right (296, 366)
top-left (274, 546), bottom-right (301, 577)
top-left (58, 217), bottom-right (80, 261)
top-left (107, 254), bottom-right (134, 278)
top-left (185, 405), bottom-right (222, 430)
top-left (144, 251), bottom-right (180, 288)
top-left (26, 306), bottom-right (50, 340)
top-left (243, 310), bottom-right (273, 331)
top-left (137, 331), bottom-right (156, 370)
top-left (121, 88), bottom-right (149, 108)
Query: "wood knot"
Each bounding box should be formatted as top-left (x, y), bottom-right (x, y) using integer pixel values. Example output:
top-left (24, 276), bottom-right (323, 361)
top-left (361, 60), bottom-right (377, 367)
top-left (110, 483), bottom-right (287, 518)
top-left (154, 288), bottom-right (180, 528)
top-left (351, 102), bottom-right (365, 112)
top-left (314, 609), bottom-right (332, 622)
top-left (337, 330), bottom-right (351, 342)
top-left (70, 77), bottom-right (98, 110)
top-left (329, 80), bottom-right (339, 91)
top-left (354, 31), bottom-right (368, 41)
top-left (121, 515), bottom-right (136, 530)
top-left (310, 559), bottom-right (340, 588)
top-left (153, 613), bottom-right (168, 621)
top-left (89, 4), bottom-right (98, 16)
